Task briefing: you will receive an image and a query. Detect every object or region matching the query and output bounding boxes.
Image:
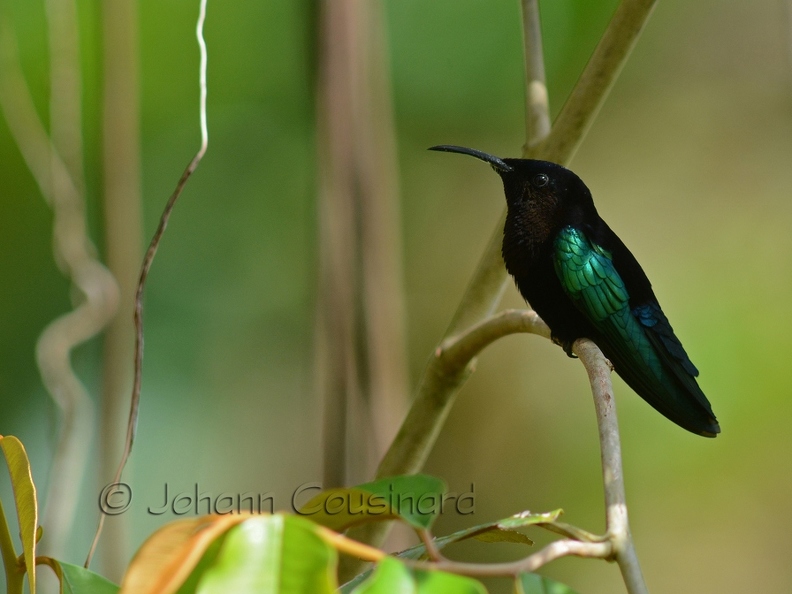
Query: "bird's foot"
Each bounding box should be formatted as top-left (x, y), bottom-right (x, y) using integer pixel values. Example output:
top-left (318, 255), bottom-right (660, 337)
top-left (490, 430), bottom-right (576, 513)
top-left (551, 334), bottom-right (578, 359)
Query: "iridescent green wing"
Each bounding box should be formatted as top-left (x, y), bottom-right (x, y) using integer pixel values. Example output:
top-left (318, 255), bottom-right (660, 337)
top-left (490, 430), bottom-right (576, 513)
top-left (554, 227), bottom-right (643, 342)
top-left (553, 226), bottom-right (667, 394)
top-left (553, 225), bottom-right (717, 435)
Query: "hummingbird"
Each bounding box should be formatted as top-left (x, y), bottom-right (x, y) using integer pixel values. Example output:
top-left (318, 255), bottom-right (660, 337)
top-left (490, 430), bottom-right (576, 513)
top-left (430, 145), bottom-right (719, 437)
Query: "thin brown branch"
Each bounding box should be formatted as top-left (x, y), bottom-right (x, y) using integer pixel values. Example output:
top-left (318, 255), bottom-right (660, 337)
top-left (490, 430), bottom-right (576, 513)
top-left (85, 0), bottom-right (209, 568)
top-left (417, 529), bottom-right (444, 563)
top-left (426, 539), bottom-right (611, 578)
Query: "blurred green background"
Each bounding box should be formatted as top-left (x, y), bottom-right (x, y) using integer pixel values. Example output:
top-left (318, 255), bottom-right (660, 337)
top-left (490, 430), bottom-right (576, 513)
top-left (1, 0), bottom-right (792, 592)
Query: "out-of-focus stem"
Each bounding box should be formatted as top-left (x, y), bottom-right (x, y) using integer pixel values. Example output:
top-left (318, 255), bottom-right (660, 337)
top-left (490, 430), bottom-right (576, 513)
top-left (355, 0), bottom-right (409, 472)
top-left (98, 0), bottom-right (143, 581)
top-left (315, 0), bottom-right (360, 490)
top-left (531, 0), bottom-right (658, 163)
top-left (522, 0), bottom-right (551, 155)
top-left (314, 0), bottom-right (409, 491)
top-left (378, 310), bottom-right (549, 478)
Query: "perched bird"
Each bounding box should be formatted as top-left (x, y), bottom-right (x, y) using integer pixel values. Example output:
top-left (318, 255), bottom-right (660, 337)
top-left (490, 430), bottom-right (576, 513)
top-left (430, 145), bottom-right (719, 437)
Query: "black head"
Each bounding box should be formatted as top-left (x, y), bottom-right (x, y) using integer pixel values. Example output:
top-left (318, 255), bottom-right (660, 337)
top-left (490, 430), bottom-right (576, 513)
top-left (429, 145), bottom-right (598, 234)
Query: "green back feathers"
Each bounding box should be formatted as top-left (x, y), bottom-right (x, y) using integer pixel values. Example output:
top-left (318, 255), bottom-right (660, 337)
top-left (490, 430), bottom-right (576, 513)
top-left (553, 226), bottom-right (717, 435)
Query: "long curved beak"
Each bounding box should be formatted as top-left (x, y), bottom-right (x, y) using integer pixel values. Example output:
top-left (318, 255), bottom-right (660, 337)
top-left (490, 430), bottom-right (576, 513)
top-left (428, 145), bottom-right (513, 173)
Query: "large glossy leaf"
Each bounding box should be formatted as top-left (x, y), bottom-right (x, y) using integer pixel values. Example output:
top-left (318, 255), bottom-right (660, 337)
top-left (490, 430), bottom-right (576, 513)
top-left (0, 435), bottom-right (38, 594)
top-left (120, 515), bottom-right (248, 594)
top-left (40, 559), bottom-right (119, 594)
top-left (299, 475), bottom-right (446, 531)
top-left (195, 515), bottom-right (337, 594)
top-left (515, 572), bottom-right (580, 594)
top-left (348, 557), bottom-right (414, 593)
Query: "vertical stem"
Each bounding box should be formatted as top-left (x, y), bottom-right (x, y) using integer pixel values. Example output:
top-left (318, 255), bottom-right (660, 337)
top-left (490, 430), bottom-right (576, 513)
top-left (85, 0), bottom-right (209, 568)
top-left (99, 0), bottom-right (143, 581)
top-left (315, 0), bottom-right (409, 489)
top-left (532, 0), bottom-right (658, 163)
top-left (45, 0), bottom-right (84, 185)
top-left (378, 0), bottom-right (551, 482)
top-left (521, 0), bottom-right (551, 154)
top-left (574, 339), bottom-right (648, 594)
top-left (315, 0), bottom-right (360, 490)
top-left (355, 0), bottom-right (409, 472)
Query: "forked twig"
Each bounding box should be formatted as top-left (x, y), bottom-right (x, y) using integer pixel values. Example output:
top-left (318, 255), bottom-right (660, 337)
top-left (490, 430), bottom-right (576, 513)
top-left (343, 1), bottom-right (658, 587)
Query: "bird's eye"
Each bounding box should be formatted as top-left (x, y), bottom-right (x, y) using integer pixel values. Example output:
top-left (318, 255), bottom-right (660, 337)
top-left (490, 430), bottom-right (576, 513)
top-left (532, 173), bottom-right (549, 188)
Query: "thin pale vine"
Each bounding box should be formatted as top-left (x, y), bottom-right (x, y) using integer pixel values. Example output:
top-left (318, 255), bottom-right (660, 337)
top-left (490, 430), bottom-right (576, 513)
top-left (0, 3), bottom-right (120, 562)
top-left (84, 0), bottom-right (210, 568)
top-left (40, 0), bottom-right (99, 561)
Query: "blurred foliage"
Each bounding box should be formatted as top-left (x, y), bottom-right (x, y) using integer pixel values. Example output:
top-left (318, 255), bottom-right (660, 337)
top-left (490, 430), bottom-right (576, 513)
top-left (1, 0), bottom-right (791, 592)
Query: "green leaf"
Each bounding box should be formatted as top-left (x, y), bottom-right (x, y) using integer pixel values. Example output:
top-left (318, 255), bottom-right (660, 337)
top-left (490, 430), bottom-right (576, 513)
top-left (1, 435), bottom-right (38, 594)
top-left (412, 569), bottom-right (487, 594)
top-left (344, 510), bottom-right (560, 589)
top-left (121, 515), bottom-right (249, 593)
top-left (348, 557), bottom-right (415, 593)
top-left (339, 568), bottom-right (371, 594)
top-left (515, 572), bottom-right (580, 594)
top-left (299, 475), bottom-right (446, 531)
top-left (347, 557), bottom-right (486, 594)
top-left (194, 515), bottom-right (337, 594)
top-left (497, 510), bottom-right (563, 531)
top-left (397, 510), bottom-right (561, 561)
top-left (0, 497), bottom-right (24, 594)
top-left (174, 536), bottom-right (225, 594)
top-left (473, 529), bottom-right (532, 545)
top-left (42, 560), bottom-right (119, 594)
